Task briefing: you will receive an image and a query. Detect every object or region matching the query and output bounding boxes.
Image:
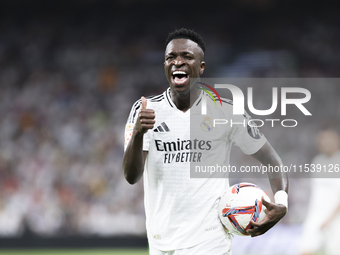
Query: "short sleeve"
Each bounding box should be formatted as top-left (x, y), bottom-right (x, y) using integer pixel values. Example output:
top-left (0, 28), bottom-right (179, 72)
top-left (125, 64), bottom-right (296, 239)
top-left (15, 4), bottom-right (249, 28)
top-left (229, 112), bottom-right (267, 155)
top-left (124, 99), bottom-right (151, 152)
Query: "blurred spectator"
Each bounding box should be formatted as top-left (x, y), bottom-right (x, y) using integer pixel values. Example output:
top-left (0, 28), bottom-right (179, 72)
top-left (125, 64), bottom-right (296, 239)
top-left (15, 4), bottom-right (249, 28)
top-left (299, 129), bottom-right (340, 255)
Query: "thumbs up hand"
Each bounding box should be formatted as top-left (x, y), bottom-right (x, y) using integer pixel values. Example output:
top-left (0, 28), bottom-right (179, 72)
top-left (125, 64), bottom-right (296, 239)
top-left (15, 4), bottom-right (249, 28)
top-left (135, 96), bottom-right (156, 135)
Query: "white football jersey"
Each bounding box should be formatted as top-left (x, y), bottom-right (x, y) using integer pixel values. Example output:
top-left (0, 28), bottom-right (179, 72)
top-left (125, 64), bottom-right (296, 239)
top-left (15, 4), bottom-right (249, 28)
top-left (124, 88), bottom-right (267, 250)
top-left (299, 151), bottom-right (340, 254)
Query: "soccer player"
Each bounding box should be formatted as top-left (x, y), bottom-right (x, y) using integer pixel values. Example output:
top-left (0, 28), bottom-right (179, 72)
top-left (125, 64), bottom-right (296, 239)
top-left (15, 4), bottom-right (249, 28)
top-left (299, 129), bottom-right (340, 255)
top-left (122, 28), bottom-right (288, 254)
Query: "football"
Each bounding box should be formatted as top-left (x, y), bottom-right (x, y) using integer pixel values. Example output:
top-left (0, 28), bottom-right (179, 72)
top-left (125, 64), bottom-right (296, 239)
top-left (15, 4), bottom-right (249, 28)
top-left (218, 182), bottom-right (270, 236)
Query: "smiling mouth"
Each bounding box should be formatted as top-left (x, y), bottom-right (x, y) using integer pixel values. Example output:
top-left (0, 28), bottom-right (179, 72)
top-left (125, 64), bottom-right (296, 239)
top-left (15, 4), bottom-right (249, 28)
top-left (172, 71), bottom-right (189, 85)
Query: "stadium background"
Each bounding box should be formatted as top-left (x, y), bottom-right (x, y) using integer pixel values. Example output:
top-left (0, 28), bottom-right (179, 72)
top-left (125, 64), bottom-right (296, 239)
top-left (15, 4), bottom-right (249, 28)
top-left (0, 0), bottom-right (339, 254)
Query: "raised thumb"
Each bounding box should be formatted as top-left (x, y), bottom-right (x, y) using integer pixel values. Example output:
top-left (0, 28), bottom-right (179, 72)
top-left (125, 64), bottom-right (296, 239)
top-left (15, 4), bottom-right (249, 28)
top-left (141, 96), bottom-right (147, 110)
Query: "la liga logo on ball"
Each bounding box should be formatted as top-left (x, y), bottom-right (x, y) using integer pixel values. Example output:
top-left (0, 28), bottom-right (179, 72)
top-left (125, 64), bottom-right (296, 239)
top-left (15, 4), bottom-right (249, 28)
top-left (219, 183), bottom-right (270, 236)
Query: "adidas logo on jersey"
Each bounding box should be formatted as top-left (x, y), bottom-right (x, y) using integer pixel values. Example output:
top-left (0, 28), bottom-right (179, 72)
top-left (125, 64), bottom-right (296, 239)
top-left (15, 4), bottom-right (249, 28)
top-left (154, 122), bottom-right (170, 132)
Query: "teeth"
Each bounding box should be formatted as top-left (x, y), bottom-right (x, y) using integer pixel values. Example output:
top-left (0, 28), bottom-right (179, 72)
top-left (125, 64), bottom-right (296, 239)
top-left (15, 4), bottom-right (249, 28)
top-left (172, 71), bottom-right (187, 75)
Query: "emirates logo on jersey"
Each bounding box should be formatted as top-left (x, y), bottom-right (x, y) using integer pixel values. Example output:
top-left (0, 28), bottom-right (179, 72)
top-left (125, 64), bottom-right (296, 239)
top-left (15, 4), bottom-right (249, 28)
top-left (154, 138), bottom-right (212, 164)
top-left (155, 138), bottom-right (212, 152)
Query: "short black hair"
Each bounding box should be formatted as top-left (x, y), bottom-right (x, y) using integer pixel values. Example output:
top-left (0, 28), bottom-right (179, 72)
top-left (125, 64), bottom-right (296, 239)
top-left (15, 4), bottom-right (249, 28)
top-left (165, 28), bottom-right (206, 54)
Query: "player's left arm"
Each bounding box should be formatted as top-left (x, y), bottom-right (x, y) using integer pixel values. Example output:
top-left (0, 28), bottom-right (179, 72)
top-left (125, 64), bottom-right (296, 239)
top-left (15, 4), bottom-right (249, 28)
top-left (246, 141), bottom-right (289, 237)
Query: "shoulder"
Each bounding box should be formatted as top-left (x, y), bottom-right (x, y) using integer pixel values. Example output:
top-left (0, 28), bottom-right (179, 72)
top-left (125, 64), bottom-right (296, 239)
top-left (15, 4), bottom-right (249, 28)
top-left (127, 99), bottom-right (142, 124)
top-left (131, 98), bottom-right (142, 109)
top-left (145, 92), bottom-right (168, 110)
top-left (146, 93), bottom-right (165, 102)
top-left (204, 93), bottom-right (234, 115)
top-left (311, 154), bottom-right (325, 164)
top-left (204, 92), bottom-right (233, 107)
top-left (130, 91), bottom-right (165, 109)
top-left (128, 92), bottom-right (166, 121)
top-left (145, 93), bottom-right (166, 105)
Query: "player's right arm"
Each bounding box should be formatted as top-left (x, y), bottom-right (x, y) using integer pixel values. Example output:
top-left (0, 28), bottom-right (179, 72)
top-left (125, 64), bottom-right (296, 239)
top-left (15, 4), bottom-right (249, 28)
top-left (122, 97), bottom-right (155, 184)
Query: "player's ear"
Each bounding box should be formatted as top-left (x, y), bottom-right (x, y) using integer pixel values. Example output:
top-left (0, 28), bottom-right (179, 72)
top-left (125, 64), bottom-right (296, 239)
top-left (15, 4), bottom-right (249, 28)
top-left (199, 61), bottom-right (205, 75)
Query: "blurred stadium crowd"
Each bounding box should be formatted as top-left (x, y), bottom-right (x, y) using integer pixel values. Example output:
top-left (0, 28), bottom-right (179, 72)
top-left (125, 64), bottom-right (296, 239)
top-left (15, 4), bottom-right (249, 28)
top-left (0, 0), bottom-right (339, 237)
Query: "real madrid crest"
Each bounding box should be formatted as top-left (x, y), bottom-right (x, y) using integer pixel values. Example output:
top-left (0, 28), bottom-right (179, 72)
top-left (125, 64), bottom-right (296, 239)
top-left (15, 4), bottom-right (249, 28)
top-left (201, 117), bottom-right (213, 132)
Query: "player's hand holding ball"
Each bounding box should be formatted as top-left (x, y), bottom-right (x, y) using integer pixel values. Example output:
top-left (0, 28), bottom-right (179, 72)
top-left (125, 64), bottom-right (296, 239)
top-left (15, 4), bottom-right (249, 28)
top-left (219, 183), bottom-right (287, 237)
top-left (135, 96), bottom-right (155, 135)
top-left (246, 197), bottom-right (287, 237)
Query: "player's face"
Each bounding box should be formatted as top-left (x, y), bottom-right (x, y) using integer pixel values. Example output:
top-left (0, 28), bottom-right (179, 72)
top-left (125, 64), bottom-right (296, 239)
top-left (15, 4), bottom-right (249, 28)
top-left (317, 130), bottom-right (340, 157)
top-left (164, 39), bottom-right (205, 94)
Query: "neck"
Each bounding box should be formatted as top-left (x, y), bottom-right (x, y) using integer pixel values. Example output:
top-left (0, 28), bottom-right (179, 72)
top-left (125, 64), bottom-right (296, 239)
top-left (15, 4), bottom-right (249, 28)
top-left (170, 87), bottom-right (200, 112)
